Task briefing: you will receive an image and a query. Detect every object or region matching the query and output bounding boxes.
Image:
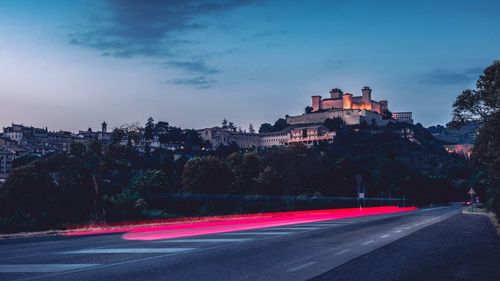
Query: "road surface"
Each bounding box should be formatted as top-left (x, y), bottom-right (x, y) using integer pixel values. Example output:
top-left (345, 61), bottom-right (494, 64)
top-left (1, 205), bottom-right (495, 281)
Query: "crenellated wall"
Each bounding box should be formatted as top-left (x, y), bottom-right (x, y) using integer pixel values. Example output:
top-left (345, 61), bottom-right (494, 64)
top-left (312, 86), bottom-right (388, 114)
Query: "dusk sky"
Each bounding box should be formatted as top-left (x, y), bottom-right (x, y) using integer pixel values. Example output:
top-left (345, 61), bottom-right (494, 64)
top-left (1, 0), bottom-right (499, 132)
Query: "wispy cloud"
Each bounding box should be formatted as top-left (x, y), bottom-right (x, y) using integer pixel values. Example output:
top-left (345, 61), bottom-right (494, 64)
top-left (418, 67), bottom-right (483, 85)
top-left (166, 60), bottom-right (219, 75)
top-left (69, 0), bottom-right (265, 86)
top-left (165, 76), bottom-right (217, 89)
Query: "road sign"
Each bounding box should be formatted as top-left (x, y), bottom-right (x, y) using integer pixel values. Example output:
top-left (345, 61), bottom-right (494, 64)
top-left (468, 188), bottom-right (476, 196)
top-left (358, 193), bottom-right (365, 199)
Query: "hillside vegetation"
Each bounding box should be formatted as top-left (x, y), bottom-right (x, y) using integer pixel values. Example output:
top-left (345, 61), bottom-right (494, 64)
top-left (0, 121), bottom-right (469, 233)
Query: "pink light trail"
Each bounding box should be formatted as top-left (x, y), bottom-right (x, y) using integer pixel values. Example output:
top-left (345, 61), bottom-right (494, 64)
top-left (65, 206), bottom-right (416, 241)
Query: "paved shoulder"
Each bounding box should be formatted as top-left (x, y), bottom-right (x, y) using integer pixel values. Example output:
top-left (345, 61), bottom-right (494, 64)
top-left (310, 213), bottom-right (500, 281)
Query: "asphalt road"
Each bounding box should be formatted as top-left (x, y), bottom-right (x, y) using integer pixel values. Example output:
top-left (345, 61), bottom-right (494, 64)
top-left (312, 210), bottom-right (500, 281)
top-left (0, 205), bottom-right (480, 281)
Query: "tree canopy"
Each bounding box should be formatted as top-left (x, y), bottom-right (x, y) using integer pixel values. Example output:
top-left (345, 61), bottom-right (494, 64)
top-left (451, 61), bottom-right (500, 217)
top-left (451, 61), bottom-right (500, 126)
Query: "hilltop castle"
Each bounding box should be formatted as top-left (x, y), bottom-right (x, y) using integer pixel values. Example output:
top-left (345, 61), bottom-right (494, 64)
top-left (199, 86), bottom-right (413, 149)
top-left (287, 86), bottom-right (412, 126)
top-left (312, 86), bottom-right (387, 113)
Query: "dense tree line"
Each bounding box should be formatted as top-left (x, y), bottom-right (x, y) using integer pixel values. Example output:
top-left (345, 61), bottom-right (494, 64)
top-left (451, 61), bottom-right (500, 217)
top-left (0, 119), bottom-right (468, 233)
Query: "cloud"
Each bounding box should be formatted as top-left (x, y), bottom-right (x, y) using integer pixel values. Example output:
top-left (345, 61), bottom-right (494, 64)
top-left (165, 76), bottom-right (216, 89)
top-left (419, 67), bottom-right (483, 85)
top-left (166, 60), bottom-right (219, 75)
top-left (70, 0), bottom-right (265, 86)
top-left (324, 59), bottom-right (346, 68)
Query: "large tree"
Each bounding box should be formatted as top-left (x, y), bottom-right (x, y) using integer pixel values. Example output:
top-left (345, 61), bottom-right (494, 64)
top-left (144, 117), bottom-right (155, 140)
top-left (451, 61), bottom-right (500, 126)
top-left (258, 123), bottom-right (273, 133)
top-left (451, 61), bottom-right (500, 216)
top-left (182, 156), bottom-right (233, 194)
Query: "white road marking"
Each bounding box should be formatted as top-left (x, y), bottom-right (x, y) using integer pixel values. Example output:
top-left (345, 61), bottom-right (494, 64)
top-left (335, 249), bottom-right (351, 255)
top-left (404, 227), bottom-right (411, 230)
top-left (362, 240), bottom-right (374, 245)
top-left (221, 232), bottom-right (291, 235)
top-left (419, 206), bottom-right (449, 212)
top-left (413, 224), bottom-right (419, 227)
top-left (157, 238), bottom-right (253, 243)
top-left (62, 248), bottom-right (195, 254)
top-left (312, 221), bottom-right (353, 224)
top-left (0, 264), bottom-right (99, 273)
top-left (287, 261), bottom-right (317, 272)
top-left (11, 232), bottom-right (292, 280)
top-left (380, 234), bottom-right (390, 238)
top-left (395, 230), bottom-right (402, 233)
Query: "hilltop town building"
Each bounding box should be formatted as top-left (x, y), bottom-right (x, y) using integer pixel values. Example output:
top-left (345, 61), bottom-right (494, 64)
top-left (311, 87), bottom-right (388, 114)
top-left (198, 86), bottom-right (413, 149)
top-left (0, 148), bottom-right (15, 175)
top-left (198, 127), bottom-right (261, 149)
top-left (287, 86), bottom-right (412, 126)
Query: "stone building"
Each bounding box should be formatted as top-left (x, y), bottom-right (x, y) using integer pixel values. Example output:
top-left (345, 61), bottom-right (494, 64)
top-left (288, 125), bottom-right (335, 145)
top-left (199, 125), bottom-right (335, 149)
top-left (287, 108), bottom-right (384, 126)
top-left (3, 123), bottom-right (75, 157)
top-left (260, 129), bottom-right (292, 147)
top-left (76, 122), bottom-right (112, 145)
top-left (0, 148), bottom-right (15, 176)
top-left (311, 87), bottom-right (388, 114)
top-left (198, 127), bottom-right (261, 149)
top-left (290, 86), bottom-right (413, 126)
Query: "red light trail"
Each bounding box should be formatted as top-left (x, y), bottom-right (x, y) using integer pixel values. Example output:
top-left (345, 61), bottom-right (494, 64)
top-left (65, 206), bottom-right (416, 241)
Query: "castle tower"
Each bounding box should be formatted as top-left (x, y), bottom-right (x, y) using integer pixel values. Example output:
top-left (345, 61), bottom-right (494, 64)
top-left (342, 93), bottom-right (353, 109)
top-left (330, 88), bottom-right (343, 99)
top-left (362, 86), bottom-right (372, 105)
top-left (102, 121), bottom-right (107, 133)
top-left (379, 100), bottom-right (388, 111)
top-left (311, 96), bottom-right (322, 112)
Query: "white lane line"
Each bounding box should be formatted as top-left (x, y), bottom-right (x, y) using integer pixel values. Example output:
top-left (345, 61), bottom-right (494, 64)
top-left (62, 248), bottom-right (195, 254)
top-left (12, 233), bottom-right (291, 281)
top-left (413, 224), bottom-right (419, 227)
top-left (0, 264), bottom-right (99, 273)
top-left (156, 238), bottom-right (253, 243)
top-left (220, 232), bottom-right (291, 235)
top-left (362, 240), bottom-right (374, 245)
top-left (419, 206), bottom-right (449, 212)
top-left (310, 222), bottom-right (351, 224)
top-left (395, 230), bottom-right (402, 233)
top-left (287, 261), bottom-right (317, 272)
top-left (380, 234), bottom-right (390, 238)
top-left (404, 227), bottom-right (411, 230)
top-left (335, 249), bottom-right (351, 255)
